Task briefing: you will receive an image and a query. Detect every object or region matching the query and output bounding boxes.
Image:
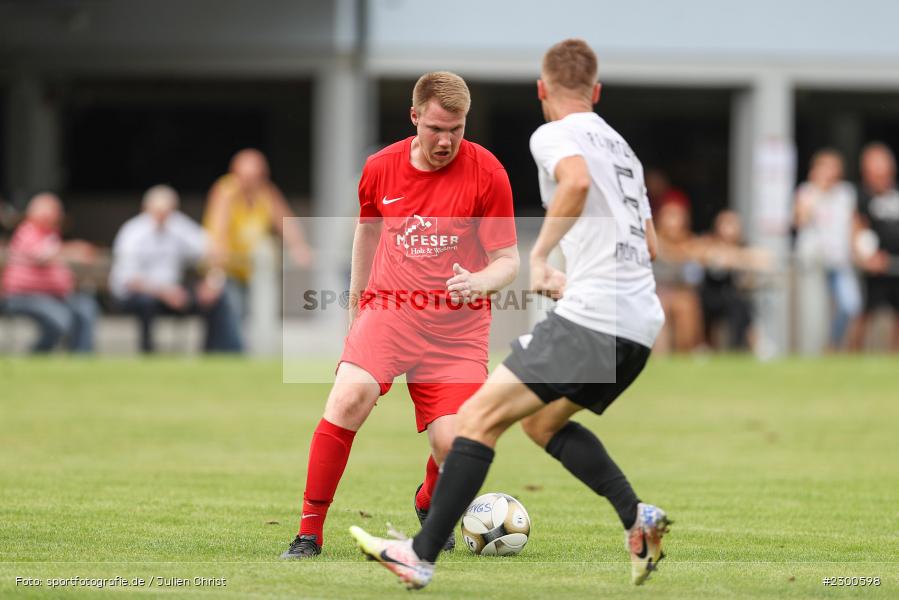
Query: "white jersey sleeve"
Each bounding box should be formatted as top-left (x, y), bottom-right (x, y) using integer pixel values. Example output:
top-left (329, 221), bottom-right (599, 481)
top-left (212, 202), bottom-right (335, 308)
top-left (530, 124), bottom-right (584, 185)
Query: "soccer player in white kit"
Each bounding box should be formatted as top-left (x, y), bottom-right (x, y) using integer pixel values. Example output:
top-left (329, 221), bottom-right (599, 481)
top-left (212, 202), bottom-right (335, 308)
top-left (351, 38), bottom-right (671, 589)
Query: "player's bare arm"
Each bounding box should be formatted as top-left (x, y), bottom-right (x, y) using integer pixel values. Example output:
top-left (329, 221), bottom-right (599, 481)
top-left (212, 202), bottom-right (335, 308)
top-left (446, 245), bottom-right (520, 302)
top-left (204, 181), bottom-right (233, 267)
top-left (645, 218), bottom-right (658, 261)
top-left (347, 220), bottom-right (382, 326)
top-left (530, 155), bottom-right (590, 296)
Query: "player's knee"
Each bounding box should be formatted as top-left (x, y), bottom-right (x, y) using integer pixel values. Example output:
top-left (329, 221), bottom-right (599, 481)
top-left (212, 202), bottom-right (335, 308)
top-left (455, 400), bottom-right (483, 434)
top-left (431, 434), bottom-right (453, 464)
top-left (323, 385), bottom-right (374, 428)
top-left (456, 393), bottom-right (508, 444)
top-left (520, 415), bottom-right (556, 448)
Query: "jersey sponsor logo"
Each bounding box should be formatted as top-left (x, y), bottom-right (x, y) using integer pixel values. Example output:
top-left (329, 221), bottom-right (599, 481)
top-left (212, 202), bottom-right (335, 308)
top-left (615, 241), bottom-right (651, 267)
top-left (585, 130), bottom-right (635, 159)
top-left (395, 215), bottom-right (459, 258)
top-left (382, 195), bottom-right (405, 205)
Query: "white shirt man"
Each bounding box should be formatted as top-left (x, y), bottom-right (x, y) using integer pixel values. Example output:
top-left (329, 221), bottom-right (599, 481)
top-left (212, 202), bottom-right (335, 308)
top-left (109, 185), bottom-right (241, 353)
top-left (109, 210), bottom-right (207, 299)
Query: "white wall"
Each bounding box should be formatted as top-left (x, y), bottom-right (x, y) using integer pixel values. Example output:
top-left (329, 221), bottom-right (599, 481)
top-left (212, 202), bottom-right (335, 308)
top-left (369, 0), bottom-right (899, 60)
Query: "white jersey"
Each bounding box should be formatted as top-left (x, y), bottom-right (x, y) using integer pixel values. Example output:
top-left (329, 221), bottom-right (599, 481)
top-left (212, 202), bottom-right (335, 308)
top-left (529, 111), bottom-right (665, 348)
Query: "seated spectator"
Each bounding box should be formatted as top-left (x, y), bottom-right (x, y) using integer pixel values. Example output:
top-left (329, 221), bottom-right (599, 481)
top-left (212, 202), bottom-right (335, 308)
top-left (653, 202), bottom-right (704, 353)
top-left (697, 210), bottom-right (758, 350)
top-left (794, 148), bottom-right (860, 351)
top-left (109, 185), bottom-right (243, 353)
top-left (1, 193), bottom-right (98, 353)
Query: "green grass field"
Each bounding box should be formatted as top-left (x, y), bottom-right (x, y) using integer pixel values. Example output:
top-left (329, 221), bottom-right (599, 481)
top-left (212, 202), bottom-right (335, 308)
top-left (1, 356), bottom-right (897, 599)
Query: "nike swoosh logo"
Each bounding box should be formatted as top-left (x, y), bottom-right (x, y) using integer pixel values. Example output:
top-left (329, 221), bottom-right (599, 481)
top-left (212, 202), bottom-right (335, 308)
top-left (379, 549), bottom-right (417, 570)
top-left (382, 196), bottom-right (404, 205)
top-left (302, 514), bottom-right (320, 519)
top-left (636, 533), bottom-right (648, 559)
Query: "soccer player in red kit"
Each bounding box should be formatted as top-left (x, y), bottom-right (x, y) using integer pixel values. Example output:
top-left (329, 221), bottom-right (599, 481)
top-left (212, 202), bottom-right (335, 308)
top-left (281, 71), bottom-right (519, 558)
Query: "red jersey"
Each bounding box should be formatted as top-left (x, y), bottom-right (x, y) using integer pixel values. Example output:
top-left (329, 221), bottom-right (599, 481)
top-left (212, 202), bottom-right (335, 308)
top-left (357, 136), bottom-right (517, 336)
top-left (2, 221), bottom-right (74, 298)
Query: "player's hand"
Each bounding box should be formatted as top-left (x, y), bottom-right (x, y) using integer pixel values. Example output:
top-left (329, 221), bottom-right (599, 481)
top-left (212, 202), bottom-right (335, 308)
top-left (158, 285), bottom-right (190, 311)
top-left (446, 263), bottom-right (484, 303)
top-left (530, 257), bottom-right (566, 300)
top-left (62, 240), bottom-right (97, 264)
top-left (862, 250), bottom-right (889, 274)
top-left (195, 279), bottom-right (221, 308)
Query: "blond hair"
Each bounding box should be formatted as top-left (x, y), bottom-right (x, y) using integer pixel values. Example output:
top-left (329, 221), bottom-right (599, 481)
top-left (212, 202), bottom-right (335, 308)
top-left (412, 71), bottom-right (471, 114)
top-left (542, 38), bottom-right (598, 93)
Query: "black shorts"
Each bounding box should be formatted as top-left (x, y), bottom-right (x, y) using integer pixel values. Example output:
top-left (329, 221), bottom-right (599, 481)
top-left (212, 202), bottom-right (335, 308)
top-left (864, 276), bottom-right (899, 312)
top-left (502, 311), bottom-right (651, 414)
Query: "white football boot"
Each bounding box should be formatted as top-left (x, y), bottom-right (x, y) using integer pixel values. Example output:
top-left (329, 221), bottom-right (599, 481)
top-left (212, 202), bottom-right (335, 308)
top-left (350, 525), bottom-right (434, 590)
top-left (625, 502), bottom-right (671, 585)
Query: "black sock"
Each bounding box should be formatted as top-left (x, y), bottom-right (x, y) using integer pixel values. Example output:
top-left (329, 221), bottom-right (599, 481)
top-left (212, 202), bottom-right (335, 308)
top-left (546, 421), bottom-right (639, 529)
top-left (412, 437), bottom-right (494, 562)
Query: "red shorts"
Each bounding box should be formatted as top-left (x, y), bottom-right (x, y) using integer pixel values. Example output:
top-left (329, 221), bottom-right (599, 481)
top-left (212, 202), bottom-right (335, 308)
top-left (340, 307), bottom-right (488, 432)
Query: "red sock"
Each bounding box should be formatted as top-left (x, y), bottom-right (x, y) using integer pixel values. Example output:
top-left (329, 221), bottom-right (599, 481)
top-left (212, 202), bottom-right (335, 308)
top-left (415, 455), bottom-right (441, 511)
top-left (298, 418), bottom-right (356, 546)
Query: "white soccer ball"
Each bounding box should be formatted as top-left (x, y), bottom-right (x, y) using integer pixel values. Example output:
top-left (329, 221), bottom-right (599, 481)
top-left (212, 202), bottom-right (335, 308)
top-left (460, 492), bottom-right (531, 556)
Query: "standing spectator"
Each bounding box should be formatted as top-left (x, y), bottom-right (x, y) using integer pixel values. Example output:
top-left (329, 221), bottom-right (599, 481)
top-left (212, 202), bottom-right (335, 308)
top-left (109, 185), bottom-right (243, 353)
top-left (853, 142), bottom-right (899, 351)
top-left (203, 148), bottom-right (313, 315)
top-left (653, 202), bottom-right (704, 353)
top-left (1, 193), bottom-right (98, 353)
top-left (645, 168), bottom-right (691, 217)
top-left (794, 149), bottom-right (860, 351)
top-left (697, 210), bottom-right (761, 350)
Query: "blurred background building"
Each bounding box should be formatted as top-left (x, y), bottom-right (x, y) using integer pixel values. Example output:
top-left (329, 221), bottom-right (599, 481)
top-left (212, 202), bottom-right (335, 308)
top-left (2, 0), bottom-right (899, 357)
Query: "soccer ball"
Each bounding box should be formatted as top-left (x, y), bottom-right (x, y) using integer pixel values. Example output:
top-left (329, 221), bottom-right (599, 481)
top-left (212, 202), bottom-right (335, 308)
top-left (460, 492), bottom-right (531, 556)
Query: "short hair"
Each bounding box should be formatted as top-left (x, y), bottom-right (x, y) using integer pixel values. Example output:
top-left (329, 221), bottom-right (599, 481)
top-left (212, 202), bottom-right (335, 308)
top-left (412, 71), bottom-right (471, 114)
top-left (27, 192), bottom-right (61, 215)
top-left (542, 38), bottom-right (598, 92)
top-left (861, 141), bottom-right (896, 166)
top-left (810, 147), bottom-right (843, 169)
top-left (142, 184), bottom-right (179, 210)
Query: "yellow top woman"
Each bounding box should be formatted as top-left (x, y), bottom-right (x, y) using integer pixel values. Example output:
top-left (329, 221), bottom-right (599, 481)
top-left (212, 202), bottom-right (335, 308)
top-left (204, 149), bottom-right (312, 284)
